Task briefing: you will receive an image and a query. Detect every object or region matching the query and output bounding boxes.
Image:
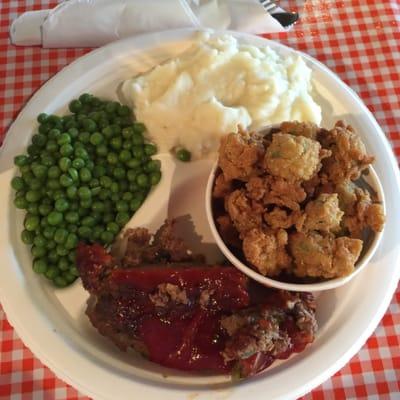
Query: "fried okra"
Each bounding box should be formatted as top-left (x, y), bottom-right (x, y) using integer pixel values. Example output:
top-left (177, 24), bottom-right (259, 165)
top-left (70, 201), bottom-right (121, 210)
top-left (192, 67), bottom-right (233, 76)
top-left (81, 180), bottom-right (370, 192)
top-left (218, 131), bottom-right (264, 181)
top-left (289, 232), bottom-right (362, 278)
top-left (302, 193), bottom-right (344, 233)
top-left (242, 228), bottom-right (291, 276)
top-left (264, 133), bottom-right (321, 182)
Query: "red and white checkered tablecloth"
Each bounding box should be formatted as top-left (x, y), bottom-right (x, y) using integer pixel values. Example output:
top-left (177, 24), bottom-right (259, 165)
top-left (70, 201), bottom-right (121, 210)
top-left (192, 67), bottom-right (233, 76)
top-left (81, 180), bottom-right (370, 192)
top-left (0, 0), bottom-right (399, 399)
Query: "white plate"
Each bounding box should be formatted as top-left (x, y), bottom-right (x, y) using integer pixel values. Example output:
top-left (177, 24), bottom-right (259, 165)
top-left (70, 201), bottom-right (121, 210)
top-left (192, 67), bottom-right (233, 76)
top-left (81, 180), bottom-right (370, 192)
top-left (0, 29), bottom-right (400, 400)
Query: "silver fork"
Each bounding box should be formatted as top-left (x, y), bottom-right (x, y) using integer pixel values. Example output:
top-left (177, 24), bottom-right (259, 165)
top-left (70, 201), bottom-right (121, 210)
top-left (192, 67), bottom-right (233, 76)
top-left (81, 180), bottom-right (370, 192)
top-left (258, 0), bottom-right (299, 27)
top-left (258, 0), bottom-right (279, 13)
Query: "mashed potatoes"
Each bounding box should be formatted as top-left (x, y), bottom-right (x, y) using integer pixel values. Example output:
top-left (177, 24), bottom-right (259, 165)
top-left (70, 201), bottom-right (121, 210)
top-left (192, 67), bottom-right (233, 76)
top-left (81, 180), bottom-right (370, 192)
top-left (122, 33), bottom-right (321, 158)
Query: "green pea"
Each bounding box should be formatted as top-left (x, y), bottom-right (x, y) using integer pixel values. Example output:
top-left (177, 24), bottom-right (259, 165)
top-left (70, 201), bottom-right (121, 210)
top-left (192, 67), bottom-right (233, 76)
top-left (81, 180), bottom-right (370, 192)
top-left (110, 182), bottom-right (119, 193)
top-left (136, 173), bottom-right (149, 188)
top-left (69, 99), bottom-right (83, 113)
top-left (115, 200), bottom-right (128, 212)
top-left (37, 113), bottom-right (48, 124)
top-left (78, 186), bottom-right (91, 200)
top-left (132, 146), bottom-right (144, 159)
top-left (110, 137), bottom-right (122, 150)
top-left (90, 132), bottom-right (103, 145)
top-left (98, 190), bottom-right (109, 200)
top-left (122, 192), bottom-right (133, 202)
top-left (33, 258), bottom-right (48, 274)
top-left (28, 178), bottom-right (42, 190)
top-left (81, 216), bottom-right (96, 227)
top-left (56, 245), bottom-right (69, 256)
top-left (100, 230), bottom-right (114, 244)
top-left (105, 101), bottom-right (118, 114)
top-left (14, 196), bottom-right (28, 209)
top-left (79, 93), bottom-right (93, 104)
top-left (48, 252), bottom-right (59, 263)
top-left (48, 128), bottom-right (61, 139)
top-left (119, 149), bottom-right (131, 163)
top-left (53, 276), bottom-right (68, 287)
top-left (102, 126), bottom-right (114, 139)
top-left (25, 190), bottom-right (41, 203)
top-left (78, 225), bottom-right (91, 238)
top-left (60, 174), bottom-right (74, 187)
top-left (150, 171), bottom-right (161, 185)
top-left (63, 272), bottom-right (77, 284)
top-left (54, 228), bottom-right (68, 244)
top-left (33, 235), bottom-right (46, 248)
top-left (66, 185), bottom-right (78, 199)
top-left (47, 211), bottom-right (63, 226)
top-left (72, 146), bottom-right (86, 160)
top-left (58, 258), bottom-right (69, 271)
top-left (65, 233), bottom-right (78, 250)
top-left (68, 250), bottom-right (76, 263)
top-left (40, 154), bottom-right (55, 167)
top-left (31, 245), bottom-right (46, 258)
top-left (118, 105), bottom-right (130, 116)
top-left (130, 196), bottom-right (142, 212)
top-left (106, 221), bottom-right (119, 235)
top-left (93, 145), bottom-right (106, 158)
top-left (64, 210), bottom-right (79, 224)
top-left (68, 128), bottom-right (79, 139)
top-left (133, 122), bottom-right (146, 134)
top-left (48, 115), bottom-right (62, 128)
top-left (72, 158), bottom-right (85, 169)
top-left (67, 224), bottom-right (78, 233)
top-left (110, 193), bottom-right (120, 203)
top-left (121, 127), bottom-right (133, 139)
top-left (55, 198), bottom-right (69, 212)
top-left (14, 155), bottom-right (29, 167)
top-left (43, 226), bottom-right (56, 239)
top-left (39, 124), bottom-right (51, 135)
top-left (127, 158), bottom-right (141, 169)
top-left (24, 215), bottom-right (40, 231)
top-left (82, 118), bottom-right (97, 132)
top-left (60, 143), bottom-right (74, 157)
top-left (100, 176), bottom-right (112, 188)
top-left (102, 213), bottom-right (114, 224)
top-left (67, 167), bottom-right (79, 182)
top-left (32, 134), bottom-right (47, 147)
top-left (115, 212), bottom-right (130, 227)
top-left (79, 168), bottom-right (92, 182)
top-left (70, 265), bottom-right (79, 277)
top-left (45, 140), bottom-right (59, 153)
top-left (144, 144), bottom-right (157, 156)
top-left (46, 240), bottom-right (56, 250)
top-left (31, 164), bottom-right (47, 179)
top-left (122, 140), bottom-right (132, 150)
top-left (48, 165), bottom-right (61, 179)
top-left (176, 148), bottom-right (191, 162)
top-left (59, 157), bottom-right (71, 172)
top-left (80, 199), bottom-right (92, 209)
top-left (113, 167), bottom-right (125, 180)
top-left (47, 178), bottom-right (61, 190)
top-left (45, 267), bottom-right (60, 280)
top-left (78, 131), bottom-right (91, 144)
top-left (56, 133), bottom-right (70, 146)
top-left (38, 203), bottom-right (52, 216)
top-left (21, 229), bottom-right (35, 244)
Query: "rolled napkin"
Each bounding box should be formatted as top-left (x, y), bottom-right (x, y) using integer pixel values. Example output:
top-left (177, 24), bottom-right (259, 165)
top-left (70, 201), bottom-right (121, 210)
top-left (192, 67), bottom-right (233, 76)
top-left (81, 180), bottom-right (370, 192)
top-left (10, 0), bottom-right (287, 48)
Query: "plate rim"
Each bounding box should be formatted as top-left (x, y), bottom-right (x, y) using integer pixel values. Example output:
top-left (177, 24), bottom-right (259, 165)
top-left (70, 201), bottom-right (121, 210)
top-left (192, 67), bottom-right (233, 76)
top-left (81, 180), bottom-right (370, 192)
top-left (0, 28), bottom-right (400, 400)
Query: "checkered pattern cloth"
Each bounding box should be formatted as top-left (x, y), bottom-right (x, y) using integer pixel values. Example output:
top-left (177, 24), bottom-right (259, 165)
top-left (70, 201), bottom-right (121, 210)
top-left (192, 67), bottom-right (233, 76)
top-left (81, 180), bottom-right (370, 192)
top-left (1, 0), bottom-right (399, 399)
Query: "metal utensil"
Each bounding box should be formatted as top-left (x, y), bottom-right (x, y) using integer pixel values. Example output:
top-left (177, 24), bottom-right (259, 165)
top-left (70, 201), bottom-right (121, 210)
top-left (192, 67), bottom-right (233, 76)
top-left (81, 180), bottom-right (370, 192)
top-left (258, 1), bottom-right (300, 28)
top-left (258, 0), bottom-right (279, 13)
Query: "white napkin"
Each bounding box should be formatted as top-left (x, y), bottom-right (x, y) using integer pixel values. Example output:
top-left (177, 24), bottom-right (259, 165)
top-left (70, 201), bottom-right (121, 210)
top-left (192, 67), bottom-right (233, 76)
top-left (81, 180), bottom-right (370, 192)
top-left (10, 0), bottom-right (286, 48)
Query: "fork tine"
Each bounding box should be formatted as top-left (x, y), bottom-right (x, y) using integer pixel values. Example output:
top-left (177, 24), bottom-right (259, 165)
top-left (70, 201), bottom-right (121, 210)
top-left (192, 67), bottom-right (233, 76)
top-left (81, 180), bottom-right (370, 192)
top-left (259, 0), bottom-right (279, 13)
